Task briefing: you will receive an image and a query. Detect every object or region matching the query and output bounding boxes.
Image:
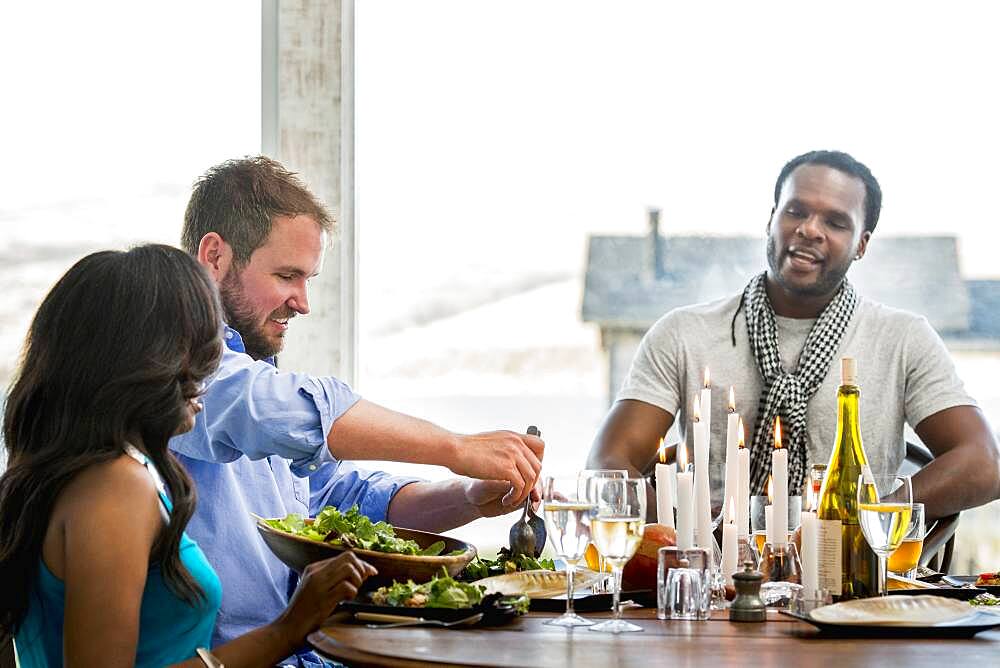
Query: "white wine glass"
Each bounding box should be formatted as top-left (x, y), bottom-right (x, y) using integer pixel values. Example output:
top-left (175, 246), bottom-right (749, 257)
top-left (856, 473), bottom-right (912, 596)
top-left (586, 476), bottom-right (647, 634)
top-left (577, 468), bottom-right (627, 589)
top-left (542, 475), bottom-right (596, 627)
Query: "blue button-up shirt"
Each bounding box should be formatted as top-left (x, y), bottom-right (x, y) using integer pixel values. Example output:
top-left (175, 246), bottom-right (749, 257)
top-left (170, 327), bottom-right (420, 665)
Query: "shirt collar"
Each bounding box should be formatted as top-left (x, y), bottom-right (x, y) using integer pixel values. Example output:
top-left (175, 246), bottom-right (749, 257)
top-left (223, 324), bottom-right (277, 367)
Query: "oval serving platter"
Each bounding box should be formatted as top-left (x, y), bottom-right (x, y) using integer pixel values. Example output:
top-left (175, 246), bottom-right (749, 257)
top-left (809, 595), bottom-right (972, 626)
top-left (472, 569), bottom-right (604, 599)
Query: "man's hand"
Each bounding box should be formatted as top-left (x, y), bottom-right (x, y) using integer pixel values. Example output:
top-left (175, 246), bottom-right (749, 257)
top-left (327, 402), bottom-right (543, 506)
top-left (450, 431), bottom-right (544, 507)
top-left (463, 479), bottom-right (542, 519)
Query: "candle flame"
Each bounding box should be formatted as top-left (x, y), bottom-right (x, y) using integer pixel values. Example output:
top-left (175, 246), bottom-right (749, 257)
top-left (738, 418), bottom-right (745, 448)
top-left (678, 442), bottom-right (689, 470)
top-left (773, 416), bottom-right (783, 450)
top-left (657, 438), bottom-right (667, 464)
top-left (704, 367), bottom-right (711, 388)
top-left (767, 475), bottom-right (774, 503)
top-left (728, 497), bottom-right (736, 523)
top-left (728, 386), bottom-right (736, 412)
top-left (693, 395), bottom-right (701, 422)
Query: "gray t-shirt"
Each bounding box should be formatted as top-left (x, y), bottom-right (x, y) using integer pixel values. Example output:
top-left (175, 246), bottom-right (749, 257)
top-left (618, 293), bottom-right (975, 504)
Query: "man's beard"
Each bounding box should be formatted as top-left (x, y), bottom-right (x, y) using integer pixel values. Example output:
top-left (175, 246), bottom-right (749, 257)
top-left (219, 270), bottom-right (290, 361)
top-left (766, 237), bottom-right (851, 299)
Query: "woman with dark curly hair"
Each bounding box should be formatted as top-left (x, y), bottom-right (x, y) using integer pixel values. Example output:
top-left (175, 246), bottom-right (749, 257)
top-left (0, 244), bottom-right (374, 667)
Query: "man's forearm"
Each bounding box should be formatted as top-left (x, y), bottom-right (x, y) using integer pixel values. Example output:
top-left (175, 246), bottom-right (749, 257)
top-left (913, 444), bottom-right (1000, 520)
top-left (587, 400), bottom-right (675, 523)
top-left (325, 399), bottom-right (544, 507)
top-left (913, 406), bottom-right (1000, 520)
top-left (386, 480), bottom-right (482, 534)
top-left (327, 400), bottom-right (459, 467)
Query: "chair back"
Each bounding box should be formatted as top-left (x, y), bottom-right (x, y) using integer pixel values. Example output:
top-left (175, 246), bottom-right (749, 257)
top-left (904, 440), bottom-right (959, 572)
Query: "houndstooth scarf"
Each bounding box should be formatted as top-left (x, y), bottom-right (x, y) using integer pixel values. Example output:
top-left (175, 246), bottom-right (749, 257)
top-left (741, 272), bottom-right (858, 495)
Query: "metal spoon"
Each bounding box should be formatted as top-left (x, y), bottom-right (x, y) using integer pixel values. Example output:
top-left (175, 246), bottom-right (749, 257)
top-left (508, 426), bottom-right (546, 558)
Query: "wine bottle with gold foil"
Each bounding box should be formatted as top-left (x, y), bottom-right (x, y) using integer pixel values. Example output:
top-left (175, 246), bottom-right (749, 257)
top-left (815, 358), bottom-right (879, 600)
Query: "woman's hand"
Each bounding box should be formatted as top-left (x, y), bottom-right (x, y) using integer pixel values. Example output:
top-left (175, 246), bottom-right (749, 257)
top-left (274, 552), bottom-right (377, 643)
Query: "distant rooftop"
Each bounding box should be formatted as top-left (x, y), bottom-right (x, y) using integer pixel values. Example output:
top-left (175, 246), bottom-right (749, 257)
top-left (582, 214), bottom-right (999, 344)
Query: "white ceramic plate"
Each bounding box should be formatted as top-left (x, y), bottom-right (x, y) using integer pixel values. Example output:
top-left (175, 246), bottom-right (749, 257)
top-left (473, 569), bottom-right (604, 598)
top-left (810, 595), bottom-right (972, 626)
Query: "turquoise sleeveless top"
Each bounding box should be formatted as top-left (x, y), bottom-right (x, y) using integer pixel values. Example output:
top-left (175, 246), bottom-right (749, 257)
top-left (15, 445), bottom-right (223, 667)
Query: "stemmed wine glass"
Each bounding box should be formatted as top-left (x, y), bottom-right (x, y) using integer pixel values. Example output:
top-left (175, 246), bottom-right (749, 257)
top-left (541, 476), bottom-right (597, 627)
top-left (586, 476), bottom-right (647, 634)
top-left (577, 469), bottom-right (627, 589)
top-left (856, 473), bottom-right (913, 596)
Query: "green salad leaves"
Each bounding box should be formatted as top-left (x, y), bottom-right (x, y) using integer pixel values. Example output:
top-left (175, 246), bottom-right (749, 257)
top-left (459, 547), bottom-right (555, 580)
top-left (370, 568), bottom-right (486, 609)
top-left (264, 505), bottom-right (446, 556)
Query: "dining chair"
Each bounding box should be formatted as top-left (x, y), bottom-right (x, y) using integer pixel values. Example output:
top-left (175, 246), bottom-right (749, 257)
top-left (901, 440), bottom-right (959, 573)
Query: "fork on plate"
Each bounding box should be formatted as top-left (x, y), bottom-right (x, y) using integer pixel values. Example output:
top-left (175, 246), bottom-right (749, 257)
top-left (356, 611), bottom-right (484, 629)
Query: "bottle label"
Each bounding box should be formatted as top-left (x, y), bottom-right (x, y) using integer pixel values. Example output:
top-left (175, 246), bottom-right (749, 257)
top-left (817, 518), bottom-right (843, 595)
top-left (861, 464), bottom-right (874, 485)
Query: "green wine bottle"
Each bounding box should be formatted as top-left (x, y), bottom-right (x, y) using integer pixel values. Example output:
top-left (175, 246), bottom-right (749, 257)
top-left (816, 357), bottom-right (879, 600)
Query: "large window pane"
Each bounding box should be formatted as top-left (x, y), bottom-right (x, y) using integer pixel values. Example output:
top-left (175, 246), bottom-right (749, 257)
top-left (0, 2), bottom-right (261, 466)
top-left (357, 0), bottom-right (1000, 568)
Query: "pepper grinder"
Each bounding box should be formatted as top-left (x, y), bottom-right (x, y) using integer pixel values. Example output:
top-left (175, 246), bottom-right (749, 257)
top-left (729, 561), bottom-right (766, 622)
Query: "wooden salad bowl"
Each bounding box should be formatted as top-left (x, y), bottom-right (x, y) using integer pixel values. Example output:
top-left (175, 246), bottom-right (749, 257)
top-left (256, 517), bottom-right (478, 587)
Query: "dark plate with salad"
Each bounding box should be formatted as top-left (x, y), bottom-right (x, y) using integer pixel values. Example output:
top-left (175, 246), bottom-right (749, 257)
top-left (257, 505), bottom-right (476, 586)
top-left (943, 574), bottom-right (1000, 596)
top-left (338, 569), bottom-right (529, 627)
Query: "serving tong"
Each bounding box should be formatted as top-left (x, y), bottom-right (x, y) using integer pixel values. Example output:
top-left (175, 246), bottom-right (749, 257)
top-left (508, 425), bottom-right (546, 558)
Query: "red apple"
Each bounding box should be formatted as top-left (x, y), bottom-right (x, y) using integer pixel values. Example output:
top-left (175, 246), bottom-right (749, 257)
top-left (622, 523), bottom-right (677, 590)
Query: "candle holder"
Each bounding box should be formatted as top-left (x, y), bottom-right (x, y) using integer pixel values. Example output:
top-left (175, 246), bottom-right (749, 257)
top-left (737, 535), bottom-right (758, 570)
top-left (708, 568), bottom-right (728, 610)
top-left (750, 495), bottom-right (802, 535)
top-left (793, 588), bottom-right (833, 614)
top-left (758, 541), bottom-right (803, 609)
top-left (693, 527), bottom-right (721, 569)
top-left (656, 546), bottom-right (711, 621)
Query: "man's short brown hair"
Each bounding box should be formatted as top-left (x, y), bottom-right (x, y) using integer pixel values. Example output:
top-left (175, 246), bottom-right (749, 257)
top-left (181, 156), bottom-right (334, 265)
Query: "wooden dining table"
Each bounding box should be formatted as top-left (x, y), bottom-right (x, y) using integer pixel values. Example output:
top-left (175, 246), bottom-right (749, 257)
top-left (308, 606), bottom-right (1000, 667)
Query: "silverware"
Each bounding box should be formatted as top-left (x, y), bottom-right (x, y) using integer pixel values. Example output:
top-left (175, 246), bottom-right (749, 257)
top-left (508, 426), bottom-right (546, 557)
top-left (359, 611), bottom-right (484, 629)
top-left (196, 647), bottom-right (225, 668)
top-left (943, 575), bottom-right (980, 590)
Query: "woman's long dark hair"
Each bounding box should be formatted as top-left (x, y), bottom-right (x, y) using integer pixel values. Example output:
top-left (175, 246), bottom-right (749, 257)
top-left (0, 244), bottom-right (223, 637)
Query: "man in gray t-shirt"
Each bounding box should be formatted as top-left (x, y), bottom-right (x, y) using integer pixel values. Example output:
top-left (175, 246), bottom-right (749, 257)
top-left (587, 150), bottom-right (1000, 521)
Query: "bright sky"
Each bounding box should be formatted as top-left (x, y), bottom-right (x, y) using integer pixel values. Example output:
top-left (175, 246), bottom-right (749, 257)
top-left (356, 0), bottom-right (1000, 292)
top-left (0, 1), bottom-right (259, 219)
top-left (3, 0), bottom-right (1000, 313)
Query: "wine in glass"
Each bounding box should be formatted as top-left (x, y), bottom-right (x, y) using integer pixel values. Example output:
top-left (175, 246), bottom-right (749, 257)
top-left (586, 477), bottom-right (647, 634)
top-left (542, 475), bottom-right (596, 627)
top-left (887, 502), bottom-right (925, 579)
top-left (856, 473), bottom-right (912, 596)
top-left (577, 469), bottom-right (627, 586)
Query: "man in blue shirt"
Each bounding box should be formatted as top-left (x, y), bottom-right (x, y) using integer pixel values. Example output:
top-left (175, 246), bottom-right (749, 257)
top-left (170, 157), bottom-right (545, 666)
